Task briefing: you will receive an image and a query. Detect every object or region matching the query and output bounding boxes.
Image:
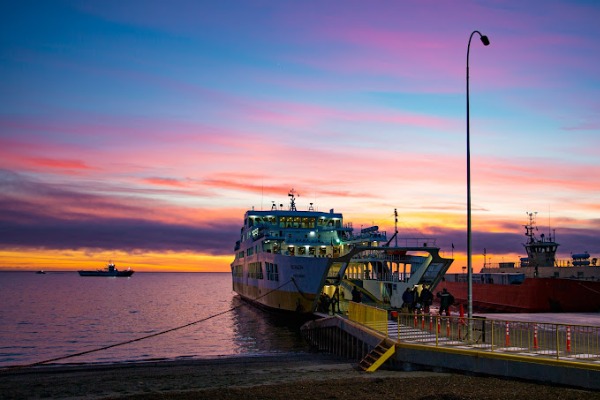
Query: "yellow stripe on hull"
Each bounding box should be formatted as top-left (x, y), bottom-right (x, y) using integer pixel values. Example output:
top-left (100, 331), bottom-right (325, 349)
top-left (233, 281), bottom-right (317, 314)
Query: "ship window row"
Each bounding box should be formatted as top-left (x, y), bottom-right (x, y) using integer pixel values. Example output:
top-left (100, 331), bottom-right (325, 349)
top-left (531, 246), bottom-right (557, 253)
top-left (247, 216), bottom-right (344, 229)
top-left (266, 262), bottom-right (279, 281)
top-left (279, 216), bottom-right (317, 229)
top-left (248, 262), bottom-right (264, 279)
top-left (246, 216), bottom-right (317, 228)
top-left (245, 244), bottom-right (262, 257)
top-left (237, 251), bottom-right (244, 259)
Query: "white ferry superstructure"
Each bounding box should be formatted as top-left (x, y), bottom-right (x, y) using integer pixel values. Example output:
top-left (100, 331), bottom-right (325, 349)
top-left (230, 190), bottom-right (454, 315)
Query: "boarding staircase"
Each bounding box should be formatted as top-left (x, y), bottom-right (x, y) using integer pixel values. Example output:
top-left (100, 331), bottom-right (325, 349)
top-left (358, 338), bottom-right (396, 372)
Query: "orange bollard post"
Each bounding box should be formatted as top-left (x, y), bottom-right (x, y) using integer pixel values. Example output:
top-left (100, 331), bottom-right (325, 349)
top-left (505, 321), bottom-right (510, 347)
top-left (429, 315), bottom-right (434, 332)
top-left (421, 314), bottom-right (425, 330)
top-left (533, 323), bottom-right (539, 349)
top-left (414, 310), bottom-right (418, 327)
top-left (566, 325), bottom-right (572, 353)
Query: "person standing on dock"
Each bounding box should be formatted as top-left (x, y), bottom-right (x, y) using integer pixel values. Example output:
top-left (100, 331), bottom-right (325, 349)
top-left (420, 285), bottom-right (433, 313)
top-left (437, 288), bottom-right (454, 316)
top-left (402, 287), bottom-right (413, 312)
top-left (331, 287), bottom-right (341, 314)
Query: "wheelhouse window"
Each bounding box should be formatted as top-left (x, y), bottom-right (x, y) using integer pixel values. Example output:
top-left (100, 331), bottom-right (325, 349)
top-left (301, 217), bottom-right (315, 229)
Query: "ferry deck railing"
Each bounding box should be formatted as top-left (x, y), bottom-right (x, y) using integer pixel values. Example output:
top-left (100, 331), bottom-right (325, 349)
top-left (347, 302), bottom-right (600, 364)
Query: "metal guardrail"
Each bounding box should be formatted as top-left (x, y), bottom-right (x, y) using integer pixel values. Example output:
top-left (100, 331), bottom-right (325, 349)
top-left (347, 302), bottom-right (388, 332)
top-left (348, 303), bottom-right (600, 364)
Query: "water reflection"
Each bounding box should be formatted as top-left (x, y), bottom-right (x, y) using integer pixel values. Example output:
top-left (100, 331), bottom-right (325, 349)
top-left (0, 272), bottom-right (309, 367)
top-left (229, 296), bottom-right (308, 355)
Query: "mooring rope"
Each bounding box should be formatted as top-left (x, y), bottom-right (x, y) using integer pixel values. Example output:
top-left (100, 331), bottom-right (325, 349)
top-left (1, 279), bottom-right (295, 371)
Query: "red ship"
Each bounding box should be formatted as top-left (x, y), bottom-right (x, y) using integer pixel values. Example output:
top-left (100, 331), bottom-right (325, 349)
top-left (438, 212), bottom-right (600, 313)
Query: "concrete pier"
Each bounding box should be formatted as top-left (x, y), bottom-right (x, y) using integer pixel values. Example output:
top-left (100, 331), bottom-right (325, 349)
top-left (301, 315), bottom-right (600, 390)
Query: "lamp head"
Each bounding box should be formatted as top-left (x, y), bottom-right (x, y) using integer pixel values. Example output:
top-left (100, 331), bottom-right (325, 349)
top-left (480, 35), bottom-right (490, 46)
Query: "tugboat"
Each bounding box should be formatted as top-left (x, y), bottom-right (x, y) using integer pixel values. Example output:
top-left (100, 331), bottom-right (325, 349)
top-left (231, 190), bottom-right (454, 315)
top-left (440, 212), bottom-right (600, 312)
top-left (78, 262), bottom-right (134, 277)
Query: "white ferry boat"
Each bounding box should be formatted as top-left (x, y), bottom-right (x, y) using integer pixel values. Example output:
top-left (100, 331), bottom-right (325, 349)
top-left (231, 190), bottom-right (454, 315)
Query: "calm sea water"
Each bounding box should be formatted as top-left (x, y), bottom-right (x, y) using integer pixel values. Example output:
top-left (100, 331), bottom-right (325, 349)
top-left (0, 272), bottom-right (309, 367)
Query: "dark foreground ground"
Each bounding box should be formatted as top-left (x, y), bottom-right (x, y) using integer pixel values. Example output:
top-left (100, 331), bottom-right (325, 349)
top-left (1, 353), bottom-right (599, 400)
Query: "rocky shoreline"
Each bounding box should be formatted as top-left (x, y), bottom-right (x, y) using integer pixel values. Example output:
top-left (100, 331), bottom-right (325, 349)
top-left (1, 353), bottom-right (599, 399)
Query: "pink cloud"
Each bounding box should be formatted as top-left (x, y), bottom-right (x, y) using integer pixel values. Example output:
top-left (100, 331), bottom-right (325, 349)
top-left (142, 177), bottom-right (189, 188)
top-left (28, 157), bottom-right (94, 171)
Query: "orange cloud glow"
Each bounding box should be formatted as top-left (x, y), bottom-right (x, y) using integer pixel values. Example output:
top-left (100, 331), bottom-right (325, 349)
top-left (0, 249), bottom-right (232, 272)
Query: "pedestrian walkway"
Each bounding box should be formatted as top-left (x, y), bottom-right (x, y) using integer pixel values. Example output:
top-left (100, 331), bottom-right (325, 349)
top-left (381, 315), bottom-right (600, 365)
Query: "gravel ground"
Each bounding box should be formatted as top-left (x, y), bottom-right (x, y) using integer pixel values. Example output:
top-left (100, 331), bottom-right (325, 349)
top-left (1, 353), bottom-right (599, 400)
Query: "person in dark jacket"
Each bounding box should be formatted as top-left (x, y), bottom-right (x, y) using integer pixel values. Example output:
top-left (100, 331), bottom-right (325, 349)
top-left (437, 287), bottom-right (454, 316)
top-left (420, 286), bottom-right (433, 313)
top-left (402, 287), bottom-right (413, 311)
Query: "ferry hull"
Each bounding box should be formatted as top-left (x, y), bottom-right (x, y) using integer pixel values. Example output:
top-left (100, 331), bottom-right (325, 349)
top-left (438, 278), bottom-right (600, 313)
top-left (232, 254), bottom-right (331, 315)
top-left (233, 284), bottom-right (318, 314)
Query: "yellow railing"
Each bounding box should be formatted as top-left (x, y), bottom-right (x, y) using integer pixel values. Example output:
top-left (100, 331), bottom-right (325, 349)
top-left (347, 302), bottom-right (388, 334)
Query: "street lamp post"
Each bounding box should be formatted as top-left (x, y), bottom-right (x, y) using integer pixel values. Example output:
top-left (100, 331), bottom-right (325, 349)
top-left (466, 31), bottom-right (490, 325)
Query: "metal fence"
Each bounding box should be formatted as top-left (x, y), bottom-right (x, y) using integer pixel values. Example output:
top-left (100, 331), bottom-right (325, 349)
top-left (347, 303), bottom-right (600, 363)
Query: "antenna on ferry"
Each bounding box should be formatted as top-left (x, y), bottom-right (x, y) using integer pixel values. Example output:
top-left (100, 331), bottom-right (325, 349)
top-left (288, 188), bottom-right (298, 211)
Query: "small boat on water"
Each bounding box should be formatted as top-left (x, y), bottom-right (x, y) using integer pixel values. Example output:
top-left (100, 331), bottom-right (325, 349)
top-left (439, 212), bottom-right (600, 312)
top-left (78, 262), bottom-right (134, 277)
top-left (231, 190), bottom-right (454, 315)
top-left (35, 270), bottom-right (46, 274)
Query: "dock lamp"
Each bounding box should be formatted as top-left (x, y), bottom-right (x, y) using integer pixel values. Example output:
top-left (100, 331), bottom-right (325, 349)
top-left (466, 30), bottom-right (490, 327)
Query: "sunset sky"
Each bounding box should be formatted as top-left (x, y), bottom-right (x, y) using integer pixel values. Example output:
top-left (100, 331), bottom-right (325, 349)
top-left (1, 1), bottom-right (599, 272)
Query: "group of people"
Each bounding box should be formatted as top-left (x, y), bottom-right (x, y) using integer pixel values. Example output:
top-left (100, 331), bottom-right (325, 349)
top-left (401, 286), bottom-right (454, 315)
top-left (401, 286), bottom-right (432, 313)
top-left (318, 286), bottom-right (362, 315)
top-left (317, 289), bottom-right (341, 315)
top-left (319, 284), bottom-right (455, 316)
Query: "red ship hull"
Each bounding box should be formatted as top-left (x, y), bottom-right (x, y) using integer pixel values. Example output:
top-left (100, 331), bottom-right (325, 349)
top-left (438, 278), bottom-right (600, 313)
